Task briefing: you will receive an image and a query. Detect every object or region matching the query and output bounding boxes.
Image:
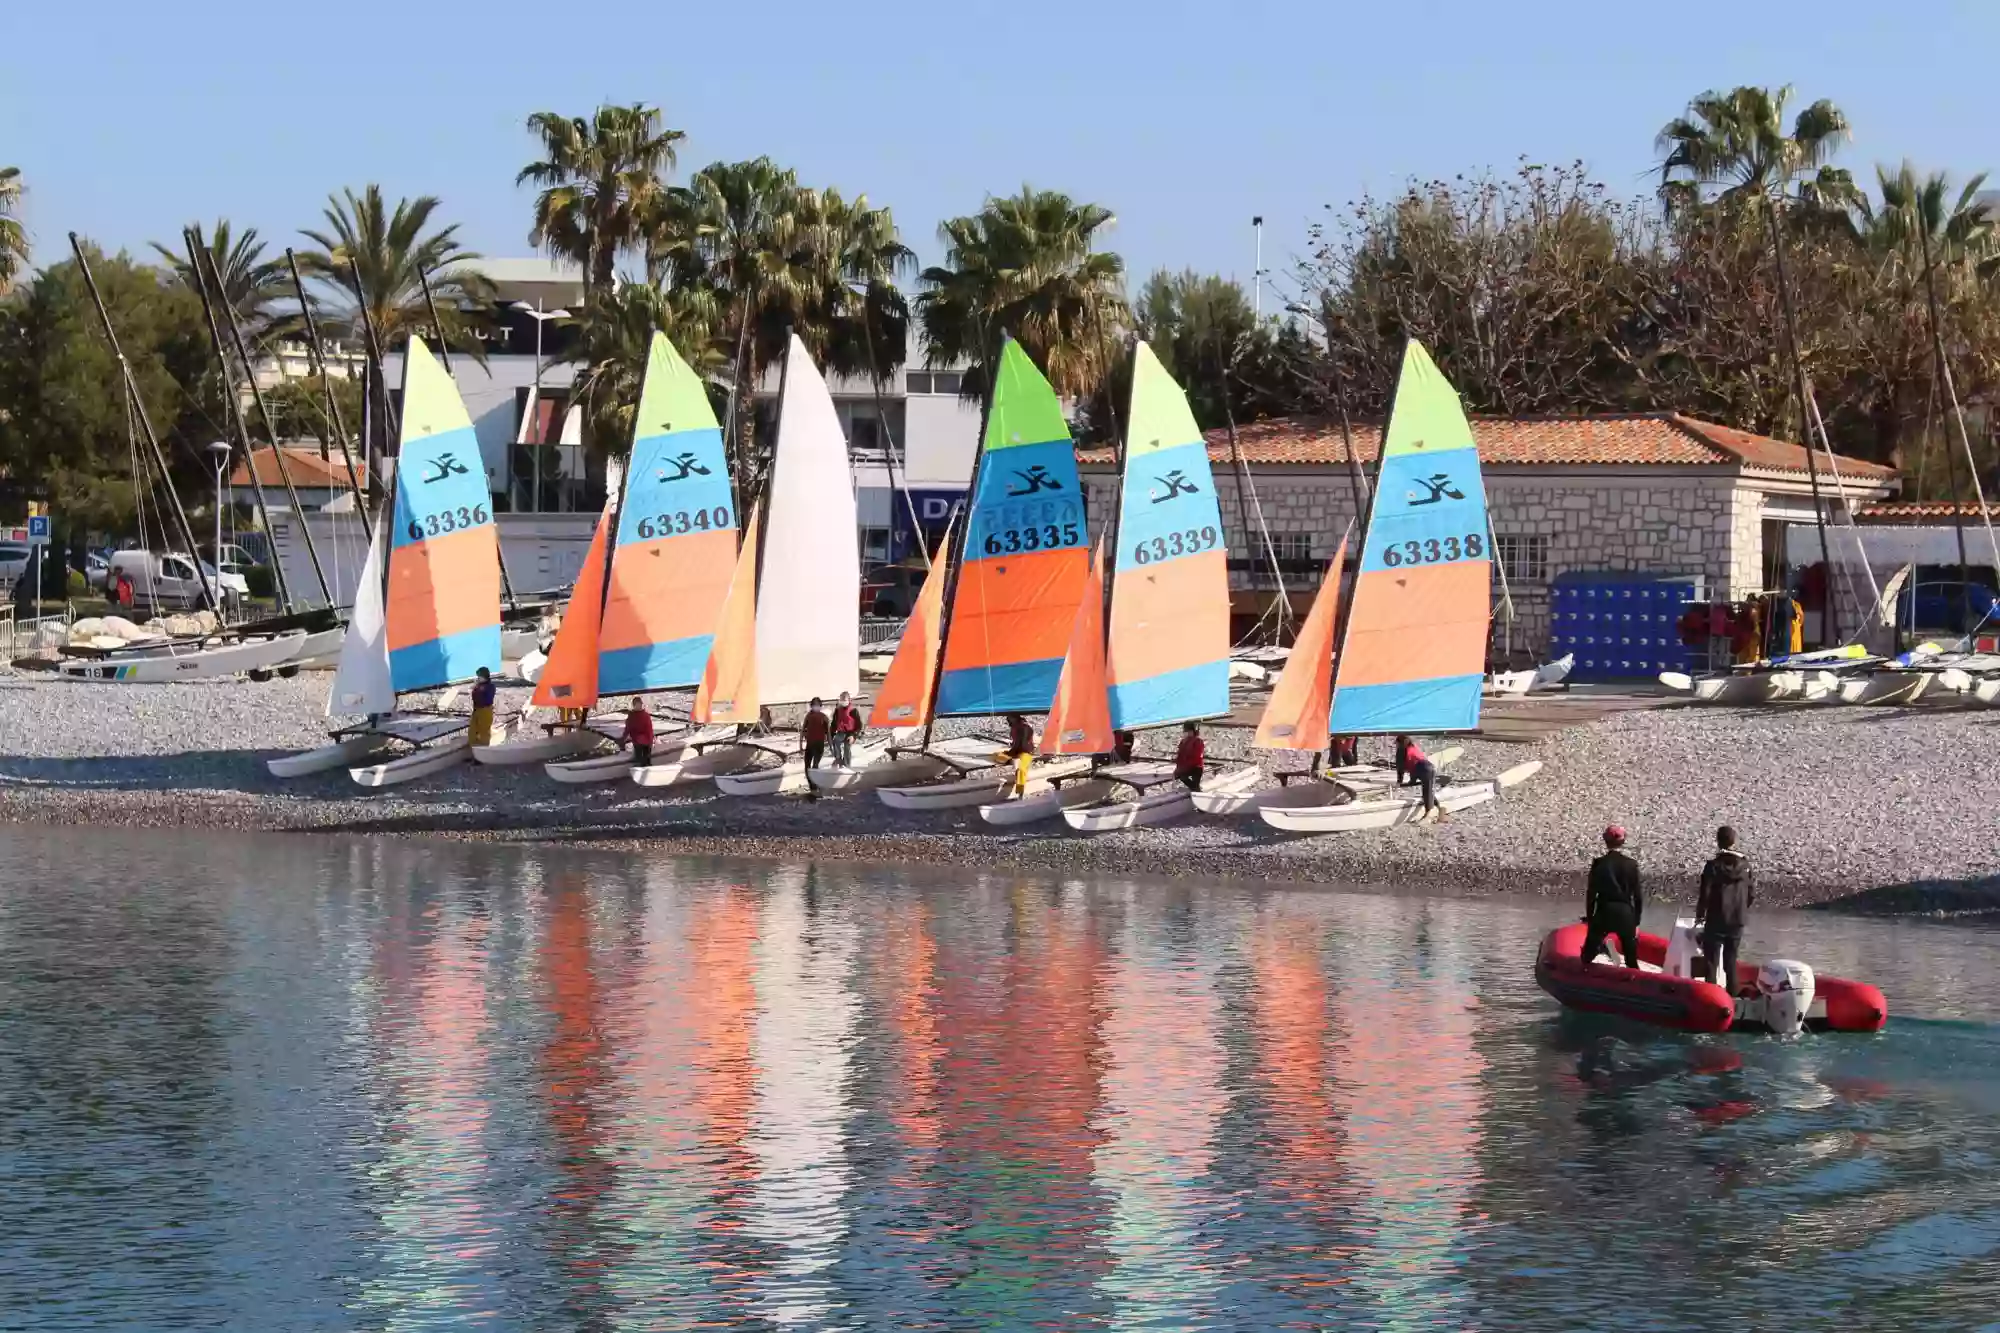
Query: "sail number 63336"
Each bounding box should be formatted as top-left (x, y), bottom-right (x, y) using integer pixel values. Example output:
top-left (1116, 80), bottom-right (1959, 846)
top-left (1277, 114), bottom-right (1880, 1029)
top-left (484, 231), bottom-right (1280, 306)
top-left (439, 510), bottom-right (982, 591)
top-left (407, 504), bottom-right (490, 541)
top-left (1131, 526), bottom-right (1219, 565)
top-left (1381, 533), bottom-right (1484, 567)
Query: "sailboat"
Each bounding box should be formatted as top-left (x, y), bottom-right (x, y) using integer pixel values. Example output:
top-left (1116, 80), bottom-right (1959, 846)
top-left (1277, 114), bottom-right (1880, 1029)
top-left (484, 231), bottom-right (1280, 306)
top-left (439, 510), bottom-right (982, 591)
top-left (1259, 340), bottom-right (1540, 832)
top-left (485, 333), bottom-right (743, 777)
top-left (267, 338), bottom-right (504, 783)
top-left (1039, 342), bottom-right (1247, 831)
top-left (642, 336), bottom-right (873, 794)
top-left (874, 339), bottom-right (1098, 809)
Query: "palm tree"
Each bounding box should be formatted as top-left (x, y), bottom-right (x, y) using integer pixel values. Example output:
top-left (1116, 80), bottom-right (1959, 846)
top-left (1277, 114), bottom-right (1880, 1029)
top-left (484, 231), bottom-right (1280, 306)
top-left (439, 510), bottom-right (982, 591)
top-left (296, 185), bottom-right (492, 353)
top-left (916, 187), bottom-right (1128, 402)
top-left (567, 282), bottom-right (726, 455)
top-left (519, 104), bottom-right (684, 298)
top-left (1656, 85), bottom-right (1856, 220)
top-left (812, 189), bottom-right (915, 383)
top-left (150, 219), bottom-right (295, 341)
top-left (1857, 162), bottom-right (1994, 268)
top-left (0, 166), bottom-right (26, 294)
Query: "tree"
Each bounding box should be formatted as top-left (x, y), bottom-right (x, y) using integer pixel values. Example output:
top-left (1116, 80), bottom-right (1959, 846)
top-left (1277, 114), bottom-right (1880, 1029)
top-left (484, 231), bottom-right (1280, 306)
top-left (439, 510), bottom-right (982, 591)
top-left (296, 185), bottom-right (492, 353)
top-left (916, 187), bottom-right (1128, 403)
top-left (247, 372), bottom-right (365, 453)
top-left (1129, 270), bottom-right (1305, 430)
top-left (519, 104), bottom-right (684, 299)
top-left (0, 166), bottom-right (26, 294)
top-left (149, 220), bottom-right (296, 343)
top-left (1656, 85), bottom-right (1857, 221)
top-left (566, 283), bottom-right (726, 457)
top-left (794, 187), bottom-right (913, 384)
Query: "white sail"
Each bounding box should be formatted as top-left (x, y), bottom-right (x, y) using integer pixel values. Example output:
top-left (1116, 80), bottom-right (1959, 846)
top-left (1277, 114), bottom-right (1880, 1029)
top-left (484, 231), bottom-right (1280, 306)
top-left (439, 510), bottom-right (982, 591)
top-left (755, 335), bottom-right (860, 704)
top-left (326, 509), bottom-right (393, 717)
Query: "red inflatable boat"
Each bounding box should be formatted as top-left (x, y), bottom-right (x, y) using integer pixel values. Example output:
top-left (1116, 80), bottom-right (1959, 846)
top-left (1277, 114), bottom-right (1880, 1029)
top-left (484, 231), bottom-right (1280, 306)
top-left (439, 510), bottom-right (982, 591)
top-left (1536, 922), bottom-right (1888, 1034)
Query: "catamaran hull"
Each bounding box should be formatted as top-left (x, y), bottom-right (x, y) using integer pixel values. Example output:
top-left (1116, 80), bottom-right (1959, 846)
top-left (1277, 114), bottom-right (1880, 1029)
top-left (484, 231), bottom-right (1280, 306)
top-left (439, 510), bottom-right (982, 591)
top-left (284, 625), bottom-right (347, 670)
top-left (716, 740), bottom-right (886, 798)
top-left (57, 632), bottom-right (308, 684)
top-left (1063, 767), bottom-right (1262, 833)
top-left (473, 725), bottom-right (611, 766)
top-left (979, 778), bottom-right (1114, 825)
top-left (628, 744), bottom-right (758, 788)
top-left (1838, 673), bottom-right (1927, 706)
top-left (267, 733), bottom-right (392, 778)
top-left (1191, 749), bottom-right (1464, 817)
top-left (1977, 678), bottom-right (2000, 706)
top-left (350, 734), bottom-right (474, 787)
top-left (1259, 760), bottom-right (1542, 833)
top-left (808, 753), bottom-right (949, 792)
top-left (877, 757), bottom-right (1093, 811)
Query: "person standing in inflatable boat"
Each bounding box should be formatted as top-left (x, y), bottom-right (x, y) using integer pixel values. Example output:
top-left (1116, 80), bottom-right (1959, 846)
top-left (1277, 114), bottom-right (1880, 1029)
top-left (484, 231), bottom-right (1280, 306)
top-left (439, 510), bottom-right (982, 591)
top-left (1583, 825), bottom-right (1644, 968)
top-left (1695, 826), bottom-right (1756, 991)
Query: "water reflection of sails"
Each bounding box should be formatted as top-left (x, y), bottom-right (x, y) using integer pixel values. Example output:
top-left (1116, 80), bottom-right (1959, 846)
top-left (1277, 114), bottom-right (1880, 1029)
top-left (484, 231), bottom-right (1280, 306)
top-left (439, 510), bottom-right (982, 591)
top-left (747, 865), bottom-right (859, 1326)
top-left (1092, 897), bottom-right (1228, 1321)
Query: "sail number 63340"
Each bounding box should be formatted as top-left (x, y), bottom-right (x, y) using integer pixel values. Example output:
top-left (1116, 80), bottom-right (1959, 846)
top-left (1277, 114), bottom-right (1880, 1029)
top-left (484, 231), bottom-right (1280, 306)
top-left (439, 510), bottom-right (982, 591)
top-left (1381, 533), bottom-right (1484, 567)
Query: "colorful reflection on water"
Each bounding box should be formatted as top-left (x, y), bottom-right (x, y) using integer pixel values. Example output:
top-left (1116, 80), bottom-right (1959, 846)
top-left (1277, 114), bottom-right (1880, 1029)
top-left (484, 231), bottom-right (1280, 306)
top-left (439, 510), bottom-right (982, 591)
top-left (2, 829), bottom-right (1999, 1329)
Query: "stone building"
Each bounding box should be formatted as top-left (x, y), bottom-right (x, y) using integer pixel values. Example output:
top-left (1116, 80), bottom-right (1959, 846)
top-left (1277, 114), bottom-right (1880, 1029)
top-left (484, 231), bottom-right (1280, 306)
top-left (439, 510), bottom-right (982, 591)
top-left (1078, 413), bottom-right (1897, 656)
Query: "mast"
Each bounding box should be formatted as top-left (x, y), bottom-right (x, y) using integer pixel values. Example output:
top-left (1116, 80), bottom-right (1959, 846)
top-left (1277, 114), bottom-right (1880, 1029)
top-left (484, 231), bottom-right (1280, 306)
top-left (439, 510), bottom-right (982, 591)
top-left (417, 262), bottom-right (521, 615)
top-left (862, 303), bottom-right (931, 568)
top-left (1916, 221), bottom-right (1977, 634)
top-left (1322, 346), bottom-right (1405, 744)
top-left (199, 231), bottom-right (331, 605)
top-left (1212, 326), bottom-right (1290, 640)
top-left (287, 247), bottom-right (372, 541)
top-left (182, 228), bottom-right (289, 615)
top-left (917, 333), bottom-right (999, 751)
top-left (1764, 202), bottom-right (1839, 646)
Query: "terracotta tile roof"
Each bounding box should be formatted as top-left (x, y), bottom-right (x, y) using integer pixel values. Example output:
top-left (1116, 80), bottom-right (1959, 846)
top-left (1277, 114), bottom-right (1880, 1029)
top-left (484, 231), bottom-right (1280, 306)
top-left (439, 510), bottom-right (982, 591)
top-left (1076, 411), bottom-right (1897, 479)
top-left (229, 445), bottom-right (369, 490)
top-left (1856, 500), bottom-right (2000, 522)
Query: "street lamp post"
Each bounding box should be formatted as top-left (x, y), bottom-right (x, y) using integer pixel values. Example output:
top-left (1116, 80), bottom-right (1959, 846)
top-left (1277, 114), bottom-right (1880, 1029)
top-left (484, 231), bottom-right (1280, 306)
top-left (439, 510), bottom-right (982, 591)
top-left (207, 440), bottom-right (232, 615)
top-left (512, 301), bottom-right (571, 512)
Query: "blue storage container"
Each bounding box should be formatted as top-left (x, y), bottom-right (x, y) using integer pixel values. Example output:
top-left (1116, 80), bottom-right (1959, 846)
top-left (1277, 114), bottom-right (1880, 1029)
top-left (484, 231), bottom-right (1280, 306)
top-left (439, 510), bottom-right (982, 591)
top-left (1548, 572), bottom-right (1707, 681)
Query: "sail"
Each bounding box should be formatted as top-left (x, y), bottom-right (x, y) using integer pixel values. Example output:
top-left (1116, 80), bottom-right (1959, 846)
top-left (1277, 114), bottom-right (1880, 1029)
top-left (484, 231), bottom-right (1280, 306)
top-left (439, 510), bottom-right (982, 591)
top-left (1039, 539), bottom-right (1112, 755)
top-left (529, 508), bottom-right (612, 710)
top-left (386, 338), bottom-right (502, 692)
top-left (1326, 340), bottom-right (1491, 734)
top-left (1107, 342), bottom-right (1230, 730)
top-left (868, 518), bottom-right (955, 728)
top-left (326, 503), bottom-right (392, 717)
top-left (754, 336), bottom-right (859, 704)
top-left (694, 505), bottom-right (761, 724)
top-left (936, 339), bottom-right (1090, 716)
top-left (599, 332), bottom-right (738, 695)
top-left (1254, 537), bottom-right (1348, 748)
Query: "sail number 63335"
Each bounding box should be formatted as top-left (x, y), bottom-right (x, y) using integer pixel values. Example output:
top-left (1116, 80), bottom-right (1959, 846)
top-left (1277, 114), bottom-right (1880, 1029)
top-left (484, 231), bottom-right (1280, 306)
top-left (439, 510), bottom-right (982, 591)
top-left (407, 504), bottom-right (490, 541)
top-left (1381, 533), bottom-right (1484, 567)
top-left (1131, 526), bottom-right (1219, 565)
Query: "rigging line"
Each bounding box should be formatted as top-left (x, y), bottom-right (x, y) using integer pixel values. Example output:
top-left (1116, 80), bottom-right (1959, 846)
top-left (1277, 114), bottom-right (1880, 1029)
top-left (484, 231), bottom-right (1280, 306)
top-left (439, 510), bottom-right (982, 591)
top-left (1800, 380), bottom-right (1886, 639)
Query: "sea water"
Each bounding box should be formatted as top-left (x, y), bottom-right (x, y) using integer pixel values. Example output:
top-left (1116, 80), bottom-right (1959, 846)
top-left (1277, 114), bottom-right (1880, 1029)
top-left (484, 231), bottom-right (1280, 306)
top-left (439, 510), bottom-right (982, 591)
top-left (1, 827), bottom-right (1997, 1330)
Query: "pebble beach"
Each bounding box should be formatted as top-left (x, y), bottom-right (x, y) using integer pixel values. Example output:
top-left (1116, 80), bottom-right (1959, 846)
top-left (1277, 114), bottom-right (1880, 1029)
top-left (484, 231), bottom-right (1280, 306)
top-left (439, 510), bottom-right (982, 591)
top-left (2, 667), bottom-right (1997, 913)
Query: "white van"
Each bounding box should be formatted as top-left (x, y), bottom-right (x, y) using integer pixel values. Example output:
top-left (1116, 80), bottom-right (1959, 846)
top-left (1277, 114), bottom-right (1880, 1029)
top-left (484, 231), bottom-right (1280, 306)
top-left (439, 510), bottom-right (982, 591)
top-left (109, 550), bottom-right (247, 612)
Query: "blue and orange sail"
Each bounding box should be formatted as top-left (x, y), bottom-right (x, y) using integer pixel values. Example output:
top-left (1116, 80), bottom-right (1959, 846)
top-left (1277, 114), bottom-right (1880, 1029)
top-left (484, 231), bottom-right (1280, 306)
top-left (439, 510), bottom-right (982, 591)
top-left (1326, 340), bottom-right (1491, 734)
top-left (531, 332), bottom-right (736, 709)
top-left (934, 340), bottom-right (1090, 716)
top-left (1106, 342), bottom-right (1230, 729)
top-left (386, 337), bottom-right (502, 692)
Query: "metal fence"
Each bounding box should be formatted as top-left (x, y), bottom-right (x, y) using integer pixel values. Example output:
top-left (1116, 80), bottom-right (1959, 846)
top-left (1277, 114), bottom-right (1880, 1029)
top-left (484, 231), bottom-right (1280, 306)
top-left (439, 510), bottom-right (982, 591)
top-left (2, 606), bottom-right (74, 661)
top-left (860, 616), bottom-right (907, 650)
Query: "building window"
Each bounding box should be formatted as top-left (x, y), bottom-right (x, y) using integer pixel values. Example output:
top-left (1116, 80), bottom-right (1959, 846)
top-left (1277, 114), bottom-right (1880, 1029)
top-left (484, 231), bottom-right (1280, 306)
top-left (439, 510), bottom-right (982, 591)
top-left (1494, 533), bottom-right (1549, 581)
top-left (861, 526), bottom-right (891, 563)
top-left (931, 371), bottom-right (962, 395)
top-left (904, 370), bottom-right (962, 395)
top-left (905, 371), bottom-right (932, 394)
top-left (1268, 532), bottom-right (1314, 564)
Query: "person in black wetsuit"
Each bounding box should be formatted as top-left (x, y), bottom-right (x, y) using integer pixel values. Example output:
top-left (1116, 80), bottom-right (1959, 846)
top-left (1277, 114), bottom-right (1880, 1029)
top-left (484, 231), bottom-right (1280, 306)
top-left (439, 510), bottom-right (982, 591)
top-left (1696, 825), bottom-right (1756, 991)
top-left (1583, 825), bottom-right (1643, 968)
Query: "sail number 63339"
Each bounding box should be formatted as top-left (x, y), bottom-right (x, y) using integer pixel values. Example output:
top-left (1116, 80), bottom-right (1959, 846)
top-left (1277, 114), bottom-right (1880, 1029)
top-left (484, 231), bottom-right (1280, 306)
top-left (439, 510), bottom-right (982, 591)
top-left (1381, 533), bottom-right (1484, 567)
top-left (1131, 526), bottom-right (1219, 565)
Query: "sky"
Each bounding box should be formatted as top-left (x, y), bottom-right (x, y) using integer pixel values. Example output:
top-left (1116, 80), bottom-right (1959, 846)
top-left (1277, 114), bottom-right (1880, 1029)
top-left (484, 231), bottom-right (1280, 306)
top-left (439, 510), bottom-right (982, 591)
top-left (5, 0), bottom-right (1996, 304)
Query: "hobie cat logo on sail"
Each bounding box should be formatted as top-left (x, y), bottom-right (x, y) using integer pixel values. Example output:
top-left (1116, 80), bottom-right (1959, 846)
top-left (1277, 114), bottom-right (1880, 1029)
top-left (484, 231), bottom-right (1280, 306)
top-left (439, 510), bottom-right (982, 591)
top-left (659, 452), bottom-right (711, 482)
top-left (1149, 469), bottom-right (1200, 504)
top-left (1006, 465), bottom-right (1062, 497)
top-left (420, 452), bottom-right (471, 485)
top-left (1406, 473), bottom-right (1464, 507)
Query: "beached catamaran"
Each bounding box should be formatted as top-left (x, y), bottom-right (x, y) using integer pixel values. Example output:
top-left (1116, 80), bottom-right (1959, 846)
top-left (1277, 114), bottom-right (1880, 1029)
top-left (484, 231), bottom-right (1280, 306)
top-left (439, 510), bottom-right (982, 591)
top-left (268, 337), bottom-right (505, 784)
top-left (669, 335), bottom-right (870, 795)
top-left (993, 342), bottom-right (1241, 830)
top-left (1260, 340), bottom-right (1539, 831)
top-left (874, 339), bottom-right (1097, 809)
top-left (494, 332), bottom-right (744, 780)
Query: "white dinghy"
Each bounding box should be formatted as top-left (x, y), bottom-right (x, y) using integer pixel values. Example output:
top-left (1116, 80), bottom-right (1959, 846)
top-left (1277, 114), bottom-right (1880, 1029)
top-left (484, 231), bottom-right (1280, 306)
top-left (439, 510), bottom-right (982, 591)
top-left (543, 722), bottom-right (728, 784)
top-left (714, 734), bottom-right (873, 798)
top-left (1062, 764), bottom-right (1261, 833)
top-left (879, 752), bottom-right (1094, 811)
top-left (978, 777), bottom-right (1115, 825)
top-left (1260, 760), bottom-right (1544, 833)
top-left (351, 727), bottom-right (480, 787)
top-left (473, 709), bottom-right (621, 766)
top-left (1193, 747), bottom-right (1464, 817)
top-left (59, 630), bottom-right (309, 684)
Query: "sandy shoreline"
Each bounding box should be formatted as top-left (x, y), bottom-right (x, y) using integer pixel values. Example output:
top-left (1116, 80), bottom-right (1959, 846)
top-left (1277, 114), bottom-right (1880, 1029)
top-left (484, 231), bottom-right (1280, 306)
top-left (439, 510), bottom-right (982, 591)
top-left (3, 670), bottom-right (1998, 915)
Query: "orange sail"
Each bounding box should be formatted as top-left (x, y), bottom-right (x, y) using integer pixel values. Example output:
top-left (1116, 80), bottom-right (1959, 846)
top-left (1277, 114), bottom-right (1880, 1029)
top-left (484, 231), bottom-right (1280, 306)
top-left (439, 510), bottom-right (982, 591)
top-left (529, 508), bottom-right (613, 711)
top-left (1254, 537), bottom-right (1349, 749)
top-left (1039, 539), bottom-right (1112, 755)
top-left (868, 519), bottom-right (955, 729)
top-left (693, 505), bottom-right (761, 724)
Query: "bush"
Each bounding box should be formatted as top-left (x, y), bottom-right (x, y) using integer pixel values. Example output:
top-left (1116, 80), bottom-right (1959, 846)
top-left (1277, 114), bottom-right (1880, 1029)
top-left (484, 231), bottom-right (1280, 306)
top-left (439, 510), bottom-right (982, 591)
top-left (244, 564), bottom-right (276, 599)
top-left (65, 568), bottom-right (86, 597)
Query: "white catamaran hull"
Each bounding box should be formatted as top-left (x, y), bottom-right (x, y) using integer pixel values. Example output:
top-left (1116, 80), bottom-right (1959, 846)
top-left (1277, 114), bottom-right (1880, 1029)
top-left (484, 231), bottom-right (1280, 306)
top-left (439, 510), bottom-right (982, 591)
top-left (1191, 748), bottom-right (1464, 816)
top-left (283, 625), bottom-right (347, 670)
top-left (267, 732), bottom-right (393, 778)
top-left (877, 757), bottom-right (1094, 811)
top-left (350, 733), bottom-right (475, 788)
top-left (979, 778), bottom-right (1114, 826)
top-left (1063, 766), bottom-right (1262, 833)
top-left (1838, 673), bottom-right (1928, 706)
top-left (1259, 760), bottom-right (1542, 833)
top-left (715, 739), bottom-right (887, 798)
top-left (57, 632), bottom-right (308, 684)
top-left (808, 753), bottom-right (949, 793)
top-left (472, 721), bottom-right (614, 766)
top-left (628, 744), bottom-right (759, 788)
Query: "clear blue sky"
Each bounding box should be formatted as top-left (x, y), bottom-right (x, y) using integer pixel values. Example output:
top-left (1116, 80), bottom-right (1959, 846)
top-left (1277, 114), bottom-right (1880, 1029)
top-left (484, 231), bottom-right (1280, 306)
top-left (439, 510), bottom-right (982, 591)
top-left (5, 0), bottom-right (1994, 299)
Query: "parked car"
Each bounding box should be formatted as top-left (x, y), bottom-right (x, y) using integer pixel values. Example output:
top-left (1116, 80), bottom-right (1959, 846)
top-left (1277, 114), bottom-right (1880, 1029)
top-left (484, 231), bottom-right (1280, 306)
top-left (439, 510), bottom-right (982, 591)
top-left (860, 560), bottom-right (927, 617)
top-left (0, 543), bottom-right (30, 592)
top-left (83, 552), bottom-right (111, 590)
top-left (1906, 579), bottom-right (2000, 635)
top-left (202, 542), bottom-right (262, 577)
top-left (107, 549), bottom-right (248, 612)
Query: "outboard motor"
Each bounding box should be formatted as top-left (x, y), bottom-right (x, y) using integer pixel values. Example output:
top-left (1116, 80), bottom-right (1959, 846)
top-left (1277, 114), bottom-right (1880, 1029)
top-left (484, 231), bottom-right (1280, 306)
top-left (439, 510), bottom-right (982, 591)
top-left (1754, 959), bottom-right (1816, 1036)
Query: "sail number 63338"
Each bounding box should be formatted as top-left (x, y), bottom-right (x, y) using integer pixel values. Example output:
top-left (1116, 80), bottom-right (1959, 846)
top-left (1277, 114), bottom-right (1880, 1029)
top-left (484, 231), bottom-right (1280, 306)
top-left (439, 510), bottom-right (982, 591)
top-left (407, 504), bottom-right (490, 541)
top-left (1131, 526), bottom-right (1219, 565)
top-left (1381, 533), bottom-right (1484, 567)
